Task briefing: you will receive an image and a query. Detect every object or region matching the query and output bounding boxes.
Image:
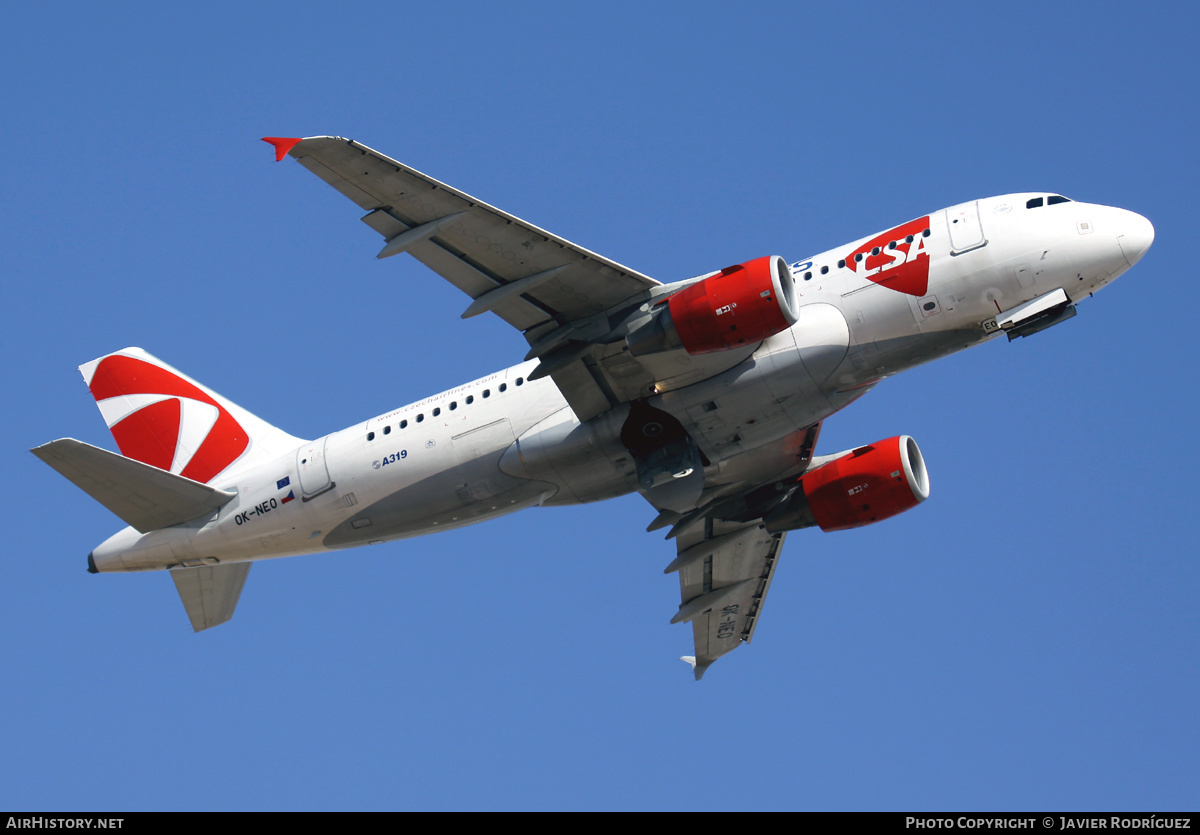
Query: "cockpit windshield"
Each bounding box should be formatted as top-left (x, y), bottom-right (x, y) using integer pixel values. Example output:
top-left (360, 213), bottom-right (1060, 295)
top-left (1027, 195), bottom-right (1072, 209)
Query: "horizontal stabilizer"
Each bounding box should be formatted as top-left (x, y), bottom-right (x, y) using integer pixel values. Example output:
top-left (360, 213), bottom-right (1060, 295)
top-left (31, 439), bottom-right (235, 533)
top-left (171, 562), bottom-right (251, 631)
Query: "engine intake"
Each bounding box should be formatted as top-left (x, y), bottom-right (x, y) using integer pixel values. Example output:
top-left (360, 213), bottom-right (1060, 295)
top-left (765, 435), bottom-right (930, 533)
top-left (627, 256), bottom-right (799, 356)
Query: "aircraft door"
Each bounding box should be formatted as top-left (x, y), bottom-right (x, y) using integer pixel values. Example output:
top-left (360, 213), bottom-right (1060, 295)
top-left (296, 437), bottom-right (334, 499)
top-left (945, 200), bottom-right (987, 254)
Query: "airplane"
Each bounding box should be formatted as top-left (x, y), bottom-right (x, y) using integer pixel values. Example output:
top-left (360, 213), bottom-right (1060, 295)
top-left (32, 135), bottom-right (1154, 679)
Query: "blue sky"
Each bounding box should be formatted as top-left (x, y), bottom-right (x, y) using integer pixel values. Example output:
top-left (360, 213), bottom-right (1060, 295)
top-left (3, 1), bottom-right (1196, 811)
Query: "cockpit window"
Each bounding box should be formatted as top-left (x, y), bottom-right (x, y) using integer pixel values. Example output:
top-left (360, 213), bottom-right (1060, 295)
top-left (1028, 195), bottom-right (1072, 209)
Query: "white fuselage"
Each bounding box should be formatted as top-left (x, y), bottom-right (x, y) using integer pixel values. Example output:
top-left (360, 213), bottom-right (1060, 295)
top-left (90, 194), bottom-right (1152, 573)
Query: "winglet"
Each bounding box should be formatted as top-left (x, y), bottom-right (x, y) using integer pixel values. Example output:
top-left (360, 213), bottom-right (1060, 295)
top-left (262, 136), bottom-right (303, 161)
top-left (681, 656), bottom-right (710, 681)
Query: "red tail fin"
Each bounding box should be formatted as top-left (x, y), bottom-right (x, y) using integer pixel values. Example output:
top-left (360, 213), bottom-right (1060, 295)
top-left (80, 348), bottom-right (303, 484)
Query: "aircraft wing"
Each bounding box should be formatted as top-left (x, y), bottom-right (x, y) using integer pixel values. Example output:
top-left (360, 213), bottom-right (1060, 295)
top-left (274, 136), bottom-right (665, 420)
top-left (659, 421), bottom-right (821, 678)
top-left (669, 520), bottom-right (787, 680)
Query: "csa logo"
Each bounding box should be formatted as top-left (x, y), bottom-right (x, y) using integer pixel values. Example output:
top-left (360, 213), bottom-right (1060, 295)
top-left (844, 216), bottom-right (931, 297)
top-left (86, 355), bottom-right (249, 484)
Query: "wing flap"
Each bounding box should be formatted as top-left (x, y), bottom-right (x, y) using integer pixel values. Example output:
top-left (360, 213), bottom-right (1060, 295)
top-left (406, 239), bottom-right (551, 329)
top-left (360, 199), bottom-right (552, 327)
top-left (170, 562), bottom-right (251, 631)
top-left (32, 439), bottom-right (235, 533)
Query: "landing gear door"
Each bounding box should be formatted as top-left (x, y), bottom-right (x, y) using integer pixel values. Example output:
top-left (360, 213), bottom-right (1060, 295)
top-left (297, 437), bottom-right (333, 499)
top-left (945, 200), bottom-right (987, 255)
top-left (620, 401), bottom-right (705, 513)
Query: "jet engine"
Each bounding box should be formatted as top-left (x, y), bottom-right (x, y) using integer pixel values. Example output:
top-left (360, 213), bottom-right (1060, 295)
top-left (764, 435), bottom-right (930, 533)
top-left (626, 255), bottom-right (799, 356)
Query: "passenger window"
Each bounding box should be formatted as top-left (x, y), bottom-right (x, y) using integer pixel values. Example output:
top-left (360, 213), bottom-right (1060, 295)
top-left (499, 383), bottom-right (507, 392)
top-left (466, 395), bottom-right (474, 405)
top-left (449, 401), bottom-right (457, 410)
top-left (432, 407), bottom-right (440, 417)
top-left (367, 431), bottom-right (375, 441)
top-left (383, 425), bottom-right (391, 435)
top-left (483, 389), bottom-right (490, 398)
top-left (516, 378), bottom-right (524, 386)
top-left (400, 419), bottom-right (408, 429)
top-left (1026, 197), bottom-right (1044, 209)
top-left (838, 259), bottom-right (846, 268)
top-left (922, 228), bottom-right (930, 237)
top-left (804, 271), bottom-right (812, 280)
top-left (416, 414), bottom-right (424, 423)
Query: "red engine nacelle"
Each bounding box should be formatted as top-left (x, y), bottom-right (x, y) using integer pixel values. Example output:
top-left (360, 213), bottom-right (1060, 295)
top-left (665, 255), bottom-right (800, 355)
top-left (765, 436), bottom-right (930, 533)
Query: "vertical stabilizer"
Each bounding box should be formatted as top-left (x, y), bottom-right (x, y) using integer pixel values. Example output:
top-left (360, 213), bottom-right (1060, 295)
top-left (79, 347), bottom-right (304, 485)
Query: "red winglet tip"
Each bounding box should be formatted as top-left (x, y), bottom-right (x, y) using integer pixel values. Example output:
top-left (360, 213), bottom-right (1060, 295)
top-left (262, 136), bottom-right (303, 162)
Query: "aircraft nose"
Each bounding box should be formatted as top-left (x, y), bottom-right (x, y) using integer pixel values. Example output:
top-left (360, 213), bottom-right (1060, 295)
top-left (1117, 210), bottom-right (1154, 268)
